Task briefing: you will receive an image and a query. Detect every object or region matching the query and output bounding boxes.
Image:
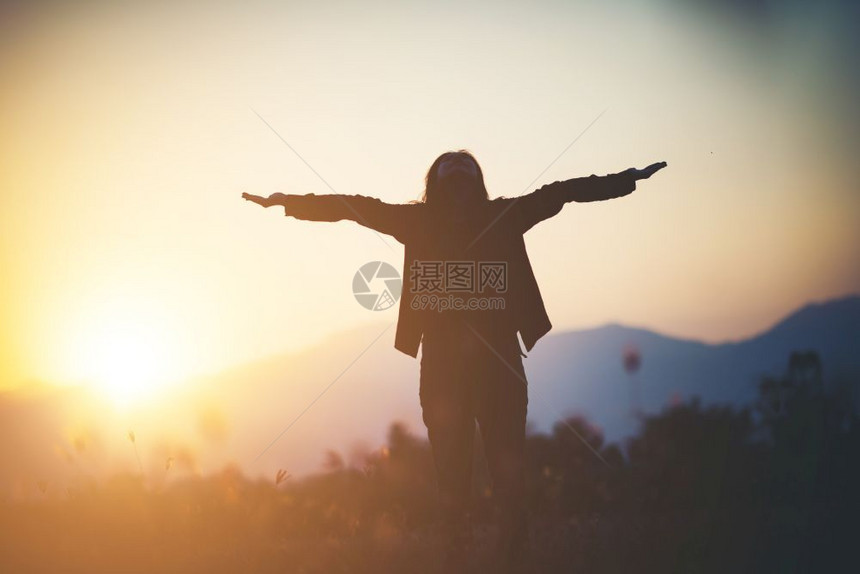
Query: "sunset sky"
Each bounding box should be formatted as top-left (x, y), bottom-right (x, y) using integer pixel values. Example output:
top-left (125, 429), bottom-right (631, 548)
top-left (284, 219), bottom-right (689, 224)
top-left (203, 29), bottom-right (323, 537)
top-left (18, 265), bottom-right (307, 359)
top-left (2, 0), bottom-right (859, 401)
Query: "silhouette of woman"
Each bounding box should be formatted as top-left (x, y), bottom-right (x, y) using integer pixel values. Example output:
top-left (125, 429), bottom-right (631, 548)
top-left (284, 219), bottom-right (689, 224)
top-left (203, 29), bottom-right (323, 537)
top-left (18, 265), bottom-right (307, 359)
top-left (242, 151), bottom-right (666, 569)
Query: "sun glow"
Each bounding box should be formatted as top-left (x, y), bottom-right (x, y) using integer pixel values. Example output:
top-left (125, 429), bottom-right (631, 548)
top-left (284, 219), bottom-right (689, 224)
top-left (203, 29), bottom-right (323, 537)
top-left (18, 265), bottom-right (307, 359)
top-left (87, 326), bottom-right (173, 407)
top-left (62, 297), bottom-right (189, 409)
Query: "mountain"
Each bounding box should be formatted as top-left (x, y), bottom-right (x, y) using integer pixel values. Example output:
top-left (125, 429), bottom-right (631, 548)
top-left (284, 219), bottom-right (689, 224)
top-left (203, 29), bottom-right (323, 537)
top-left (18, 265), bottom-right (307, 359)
top-left (2, 295), bottom-right (857, 495)
top-left (201, 293), bottom-right (860, 478)
top-left (525, 294), bottom-right (860, 443)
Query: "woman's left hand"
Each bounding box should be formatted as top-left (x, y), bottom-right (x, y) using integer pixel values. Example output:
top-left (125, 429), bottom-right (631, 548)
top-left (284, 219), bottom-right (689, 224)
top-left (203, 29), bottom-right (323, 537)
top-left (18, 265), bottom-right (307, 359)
top-left (622, 162), bottom-right (668, 181)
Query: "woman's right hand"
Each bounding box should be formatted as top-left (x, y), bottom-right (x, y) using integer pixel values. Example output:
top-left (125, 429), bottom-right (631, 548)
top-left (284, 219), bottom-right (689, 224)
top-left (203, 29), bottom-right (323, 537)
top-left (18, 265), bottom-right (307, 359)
top-left (242, 192), bottom-right (286, 208)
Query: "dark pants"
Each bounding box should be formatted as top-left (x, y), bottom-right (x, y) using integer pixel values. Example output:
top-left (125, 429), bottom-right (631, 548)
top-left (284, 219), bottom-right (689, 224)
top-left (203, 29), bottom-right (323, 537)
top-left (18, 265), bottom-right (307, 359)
top-left (419, 320), bottom-right (529, 552)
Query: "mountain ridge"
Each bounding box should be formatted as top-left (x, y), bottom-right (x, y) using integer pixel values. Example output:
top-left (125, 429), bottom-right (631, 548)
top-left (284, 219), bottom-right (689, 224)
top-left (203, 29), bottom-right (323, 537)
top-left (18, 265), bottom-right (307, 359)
top-left (207, 292), bottom-right (859, 476)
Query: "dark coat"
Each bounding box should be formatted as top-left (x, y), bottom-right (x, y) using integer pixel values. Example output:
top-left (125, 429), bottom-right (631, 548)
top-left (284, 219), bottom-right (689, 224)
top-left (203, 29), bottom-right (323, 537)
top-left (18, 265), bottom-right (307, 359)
top-left (283, 173), bottom-right (634, 358)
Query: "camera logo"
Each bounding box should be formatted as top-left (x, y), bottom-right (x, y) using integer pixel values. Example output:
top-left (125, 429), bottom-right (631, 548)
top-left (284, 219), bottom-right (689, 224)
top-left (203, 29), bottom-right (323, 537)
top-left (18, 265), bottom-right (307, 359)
top-left (352, 261), bottom-right (402, 311)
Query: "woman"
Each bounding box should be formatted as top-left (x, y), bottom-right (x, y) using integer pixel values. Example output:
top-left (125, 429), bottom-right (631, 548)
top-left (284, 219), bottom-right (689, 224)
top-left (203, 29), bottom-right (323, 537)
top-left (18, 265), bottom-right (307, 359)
top-left (242, 151), bottom-right (666, 570)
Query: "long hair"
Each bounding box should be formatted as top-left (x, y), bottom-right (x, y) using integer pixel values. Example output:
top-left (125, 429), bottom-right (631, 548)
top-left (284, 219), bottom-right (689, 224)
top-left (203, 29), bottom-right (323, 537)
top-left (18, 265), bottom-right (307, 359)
top-left (416, 149), bottom-right (489, 206)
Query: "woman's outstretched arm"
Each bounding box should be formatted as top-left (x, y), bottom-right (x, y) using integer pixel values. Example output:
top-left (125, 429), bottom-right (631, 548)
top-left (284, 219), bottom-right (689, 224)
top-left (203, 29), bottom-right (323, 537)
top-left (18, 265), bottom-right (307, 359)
top-left (513, 162), bottom-right (667, 233)
top-left (242, 192), bottom-right (419, 244)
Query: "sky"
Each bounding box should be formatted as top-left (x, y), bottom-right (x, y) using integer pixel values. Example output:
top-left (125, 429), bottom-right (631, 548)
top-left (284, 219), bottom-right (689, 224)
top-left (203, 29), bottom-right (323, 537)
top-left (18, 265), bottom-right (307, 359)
top-left (2, 0), bottom-right (859, 399)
